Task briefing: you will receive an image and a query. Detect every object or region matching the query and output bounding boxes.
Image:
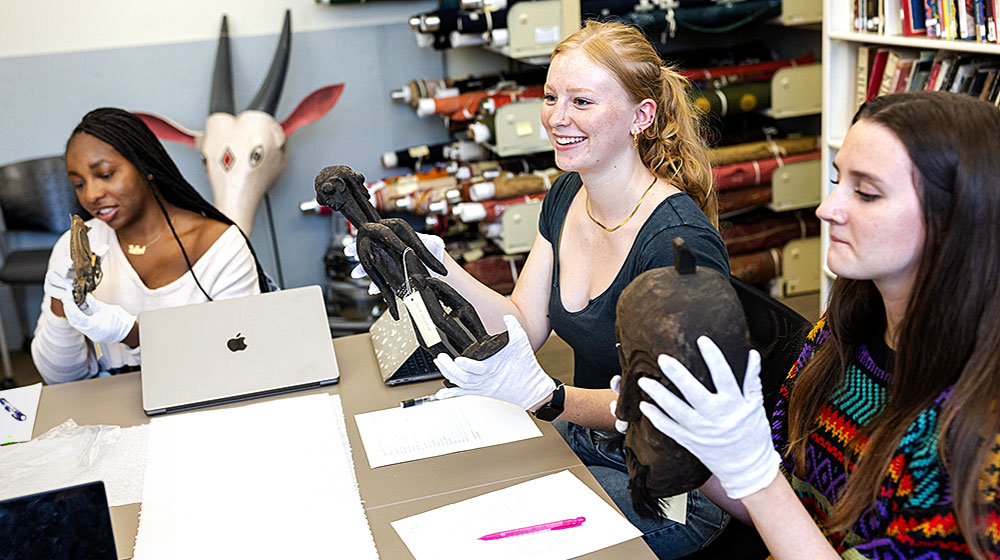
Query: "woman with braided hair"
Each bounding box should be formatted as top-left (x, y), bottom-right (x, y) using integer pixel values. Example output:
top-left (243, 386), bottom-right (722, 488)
top-left (32, 107), bottom-right (269, 384)
top-left (350, 20), bottom-right (731, 557)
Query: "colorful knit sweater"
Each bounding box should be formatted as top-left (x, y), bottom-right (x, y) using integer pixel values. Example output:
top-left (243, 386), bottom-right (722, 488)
top-left (770, 317), bottom-right (1000, 559)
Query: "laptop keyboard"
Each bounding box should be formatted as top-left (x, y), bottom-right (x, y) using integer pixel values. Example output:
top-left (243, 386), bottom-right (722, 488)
top-left (393, 348), bottom-right (442, 383)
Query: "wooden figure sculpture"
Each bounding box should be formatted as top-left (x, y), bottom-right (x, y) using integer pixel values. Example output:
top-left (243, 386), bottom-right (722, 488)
top-left (614, 238), bottom-right (749, 518)
top-left (69, 214), bottom-right (103, 306)
top-left (314, 165), bottom-right (508, 360)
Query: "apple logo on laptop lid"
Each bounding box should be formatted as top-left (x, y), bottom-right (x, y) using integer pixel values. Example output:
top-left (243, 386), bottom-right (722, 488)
top-left (227, 333), bottom-right (248, 352)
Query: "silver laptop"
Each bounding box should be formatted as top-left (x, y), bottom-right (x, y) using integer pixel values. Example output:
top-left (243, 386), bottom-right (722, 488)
top-left (139, 285), bottom-right (339, 416)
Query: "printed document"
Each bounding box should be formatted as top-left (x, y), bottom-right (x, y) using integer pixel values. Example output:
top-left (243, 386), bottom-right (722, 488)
top-left (391, 470), bottom-right (642, 560)
top-left (355, 395), bottom-right (542, 468)
top-left (133, 394), bottom-right (377, 560)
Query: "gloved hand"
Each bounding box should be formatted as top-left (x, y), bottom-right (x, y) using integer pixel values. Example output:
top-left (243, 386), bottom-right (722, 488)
top-left (609, 375), bottom-right (629, 434)
top-left (433, 314), bottom-right (555, 411)
top-left (46, 273), bottom-right (136, 344)
top-left (345, 232), bottom-right (446, 295)
top-left (638, 336), bottom-right (779, 500)
top-left (43, 244), bottom-right (110, 303)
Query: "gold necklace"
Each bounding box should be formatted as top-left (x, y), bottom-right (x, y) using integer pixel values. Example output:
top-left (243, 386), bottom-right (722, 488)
top-left (124, 228), bottom-right (167, 255)
top-left (586, 176), bottom-right (658, 232)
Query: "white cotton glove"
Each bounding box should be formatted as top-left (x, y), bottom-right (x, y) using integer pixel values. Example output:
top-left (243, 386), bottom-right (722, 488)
top-left (432, 314), bottom-right (556, 411)
top-left (345, 233), bottom-right (446, 295)
top-left (637, 336), bottom-right (779, 500)
top-left (43, 244), bottom-right (110, 303)
top-left (609, 375), bottom-right (629, 434)
top-left (46, 273), bottom-right (136, 344)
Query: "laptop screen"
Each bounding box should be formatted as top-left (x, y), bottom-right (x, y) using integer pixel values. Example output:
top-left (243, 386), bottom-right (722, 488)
top-left (0, 481), bottom-right (117, 560)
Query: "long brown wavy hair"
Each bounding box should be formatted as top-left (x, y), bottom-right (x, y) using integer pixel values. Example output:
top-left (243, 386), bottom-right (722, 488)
top-left (788, 92), bottom-right (1000, 559)
top-left (551, 20), bottom-right (718, 228)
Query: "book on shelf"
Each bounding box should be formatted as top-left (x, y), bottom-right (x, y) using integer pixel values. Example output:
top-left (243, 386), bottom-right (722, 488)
top-left (856, 45), bottom-right (873, 110)
top-left (987, 0), bottom-right (998, 41)
top-left (976, 65), bottom-right (999, 96)
top-left (885, 0), bottom-right (904, 35)
top-left (925, 0), bottom-right (944, 38)
top-left (928, 53), bottom-right (957, 90)
top-left (867, 48), bottom-right (891, 101)
top-left (949, 57), bottom-right (981, 92)
top-left (878, 50), bottom-right (919, 96)
top-left (891, 58), bottom-right (918, 92)
top-left (975, 0), bottom-right (987, 40)
top-left (907, 59), bottom-right (935, 90)
top-left (988, 67), bottom-right (1000, 103)
top-left (904, 0), bottom-right (930, 34)
top-left (957, 0), bottom-right (976, 39)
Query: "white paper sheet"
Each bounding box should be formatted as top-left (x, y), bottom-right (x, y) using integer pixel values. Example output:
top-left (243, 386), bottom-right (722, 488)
top-left (354, 395), bottom-right (543, 468)
top-left (0, 382), bottom-right (41, 444)
top-left (391, 470), bottom-right (642, 560)
top-left (132, 394), bottom-right (377, 560)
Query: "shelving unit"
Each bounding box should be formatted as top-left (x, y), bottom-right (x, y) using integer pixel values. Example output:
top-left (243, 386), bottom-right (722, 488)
top-left (820, 0), bottom-right (1000, 307)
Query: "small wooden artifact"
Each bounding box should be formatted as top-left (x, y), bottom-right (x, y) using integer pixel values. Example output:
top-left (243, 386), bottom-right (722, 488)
top-left (69, 215), bottom-right (103, 306)
top-left (314, 165), bottom-right (508, 361)
top-left (614, 238), bottom-right (749, 518)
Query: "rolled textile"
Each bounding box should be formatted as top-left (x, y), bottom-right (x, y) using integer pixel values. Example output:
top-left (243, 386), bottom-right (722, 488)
top-left (718, 184), bottom-right (771, 216)
top-left (390, 67), bottom-right (547, 108)
top-left (713, 151), bottom-right (821, 191)
top-left (730, 248), bottom-right (782, 285)
top-left (462, 253), bottom-right (526, 295)
top-left (679, 53), bottom-right (816, 82)
top-left (417, 86), bottom-right (545, 121)
top-left (721, 210), bottom-right (820, 255)
top-left (691, 81), bottom-right (771, 117)
top-left (453, 192), bottom-right (546, 223)
top-left (708, 136), bottom-right (819, 167)
top-left (466, 169), bottom-right (560, 201)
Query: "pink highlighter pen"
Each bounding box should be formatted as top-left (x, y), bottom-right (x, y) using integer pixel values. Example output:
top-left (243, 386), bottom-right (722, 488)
top-left (479, 516), bottom-right (586, 541)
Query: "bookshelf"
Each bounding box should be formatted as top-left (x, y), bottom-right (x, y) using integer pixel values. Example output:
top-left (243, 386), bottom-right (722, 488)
top-left (821, 0), bottom-right (1000, 307)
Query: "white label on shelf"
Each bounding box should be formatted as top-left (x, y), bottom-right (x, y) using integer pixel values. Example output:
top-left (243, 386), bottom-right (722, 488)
top-left (535, 25), bottom-right (560, 44)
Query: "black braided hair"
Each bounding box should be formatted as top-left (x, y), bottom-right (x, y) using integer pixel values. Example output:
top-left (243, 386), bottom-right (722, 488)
top-left (68, 107), bottom-right (270, 296)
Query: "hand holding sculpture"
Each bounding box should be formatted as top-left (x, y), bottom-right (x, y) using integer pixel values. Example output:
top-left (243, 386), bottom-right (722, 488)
top-left (639, 338), bottom-right (779, 500)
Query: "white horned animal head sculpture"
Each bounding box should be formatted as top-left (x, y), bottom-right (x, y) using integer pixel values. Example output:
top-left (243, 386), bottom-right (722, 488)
top-left (137, 10), bottom-right (343, 234)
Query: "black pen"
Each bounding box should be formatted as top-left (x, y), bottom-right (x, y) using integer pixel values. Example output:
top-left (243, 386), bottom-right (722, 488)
top-left (400, 395), bottom-right (440, 408)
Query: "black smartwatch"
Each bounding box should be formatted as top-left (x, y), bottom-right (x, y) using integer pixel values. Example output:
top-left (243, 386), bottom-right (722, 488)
top-left (532, 379), bottom-right (565, 421)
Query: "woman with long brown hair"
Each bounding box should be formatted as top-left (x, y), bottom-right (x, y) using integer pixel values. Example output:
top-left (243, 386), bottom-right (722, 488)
top-left (638, 91), bottom-right (1000, 558)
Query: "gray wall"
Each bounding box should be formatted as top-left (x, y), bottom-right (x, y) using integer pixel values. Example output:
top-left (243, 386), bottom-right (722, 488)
top-left (0, 22), bottom-right (498, 343)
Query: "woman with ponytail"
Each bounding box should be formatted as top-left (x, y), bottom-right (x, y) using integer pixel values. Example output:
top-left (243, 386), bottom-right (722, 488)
top-left (639, 92), bottom-right (1000, 558)
top-left (380, 20), bottom-right (730, 557)
top-left (32, 107), bottom-right (269, 384)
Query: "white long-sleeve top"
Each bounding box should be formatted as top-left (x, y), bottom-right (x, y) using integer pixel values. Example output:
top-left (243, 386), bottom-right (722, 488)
top-left (31, 219), bottom-right (261, 384)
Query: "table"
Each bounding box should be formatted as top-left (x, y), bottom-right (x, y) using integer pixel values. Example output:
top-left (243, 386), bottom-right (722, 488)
top-left (33, 333), bottom-right (655, 559)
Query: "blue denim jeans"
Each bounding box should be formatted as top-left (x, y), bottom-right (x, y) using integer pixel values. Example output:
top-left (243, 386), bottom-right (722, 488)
top-left (554, 419), bottom-right (729, 559)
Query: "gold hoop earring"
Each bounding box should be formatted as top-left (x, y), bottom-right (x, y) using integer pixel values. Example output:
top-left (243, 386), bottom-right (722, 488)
top-left (632, 132), bottom-right (639, 147)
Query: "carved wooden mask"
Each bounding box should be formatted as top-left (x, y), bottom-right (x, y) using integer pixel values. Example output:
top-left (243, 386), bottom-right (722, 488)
top-left (614, 239), bottom-right (749, 519)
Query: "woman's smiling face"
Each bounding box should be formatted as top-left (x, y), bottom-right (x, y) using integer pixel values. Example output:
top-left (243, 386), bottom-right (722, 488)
top-left (541, 48), bottom-right (641, 174)
top-left (66, 132), bottom-right (154, 230)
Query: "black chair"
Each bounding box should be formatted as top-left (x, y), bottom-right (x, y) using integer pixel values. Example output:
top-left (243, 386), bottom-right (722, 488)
top-left (683, 277), bottom-right (812, 559)
top-left (0, 155), bottom-right (85, 388)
